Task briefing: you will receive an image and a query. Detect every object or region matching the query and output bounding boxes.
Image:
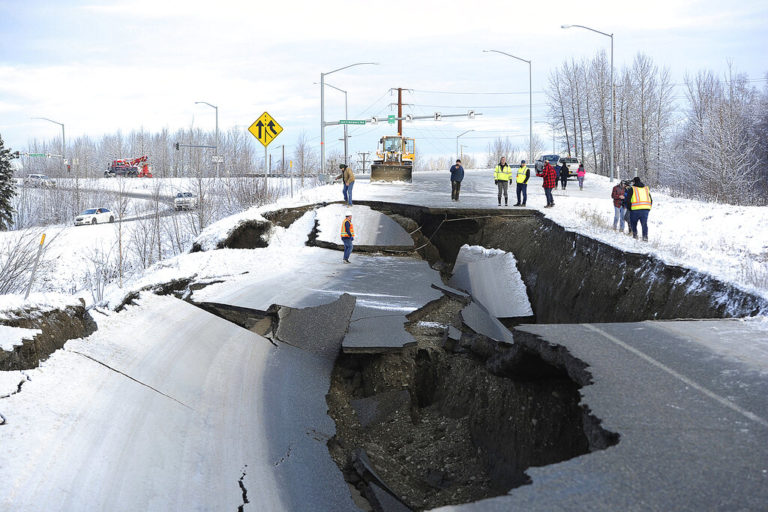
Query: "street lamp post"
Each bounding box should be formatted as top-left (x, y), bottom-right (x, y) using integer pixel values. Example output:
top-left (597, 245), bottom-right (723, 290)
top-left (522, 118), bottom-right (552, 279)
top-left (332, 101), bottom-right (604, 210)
top-left (561, 24), bottom-right (614, 182)
top-left (324, 82), bottom-right (349, 166)
top-left (321, 62), bottom-right (378, 175)
top-left (32, 117), bottom-right (65, 173)
top-left (456, 130), bottom-right (474, 161)
top-left (195, 101), bottom-right (219, 178)
top-left (483, 50), bottom-right (532, 163)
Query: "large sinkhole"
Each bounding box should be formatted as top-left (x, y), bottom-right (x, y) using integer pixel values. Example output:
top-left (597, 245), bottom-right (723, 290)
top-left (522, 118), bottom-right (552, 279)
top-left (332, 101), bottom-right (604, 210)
top-left (326, 294), bottom-right (619, 511)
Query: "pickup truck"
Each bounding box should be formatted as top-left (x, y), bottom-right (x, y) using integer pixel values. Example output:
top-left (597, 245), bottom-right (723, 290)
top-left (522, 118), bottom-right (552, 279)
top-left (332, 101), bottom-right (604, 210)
top-left (535, 154), bottom-right (560, 176)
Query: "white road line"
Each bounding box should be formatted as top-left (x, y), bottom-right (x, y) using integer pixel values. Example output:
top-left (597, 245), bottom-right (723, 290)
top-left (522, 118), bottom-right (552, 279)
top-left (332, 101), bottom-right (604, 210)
top-left (583, 323), bottom-right (768, 429)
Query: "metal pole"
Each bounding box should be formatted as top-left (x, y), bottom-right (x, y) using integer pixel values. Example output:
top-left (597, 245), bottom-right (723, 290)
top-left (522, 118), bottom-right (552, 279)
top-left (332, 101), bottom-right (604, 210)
top-left (610, 33), bottom-right (615, 182)
top-left (215, 105), bottom-right (219, 179)
top-left (344, 90), bottom-right (348, 165)
top-left (528, 60), bottom-right (532, 163)
top-left (62, 124), bottom-right (66, 173)
top-left (320, 71), bottom-right (325, 175)
top-left (195, 102), bottom-right (219, 178)
top-left (560, 25), bottom-right (614, 181)
top-left (320, 62), bottom-right (379, 175)
top-left (482, 50), bottom-right (531, 160)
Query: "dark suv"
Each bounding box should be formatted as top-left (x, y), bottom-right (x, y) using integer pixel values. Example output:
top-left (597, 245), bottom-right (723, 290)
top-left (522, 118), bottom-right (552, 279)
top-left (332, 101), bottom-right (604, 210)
top-left (535, 154), bottom-right (560, 176)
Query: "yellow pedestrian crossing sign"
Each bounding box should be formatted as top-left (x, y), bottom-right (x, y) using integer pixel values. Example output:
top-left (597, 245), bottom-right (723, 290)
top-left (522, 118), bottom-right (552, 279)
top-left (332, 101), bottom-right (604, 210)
top-left (249, 111), bottom-right (283, 147)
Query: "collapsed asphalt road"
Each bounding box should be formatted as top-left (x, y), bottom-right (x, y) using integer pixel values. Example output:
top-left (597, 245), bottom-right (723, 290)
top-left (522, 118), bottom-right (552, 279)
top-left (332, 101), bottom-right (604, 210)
top-left (1, 201), bottom-right (767, 512)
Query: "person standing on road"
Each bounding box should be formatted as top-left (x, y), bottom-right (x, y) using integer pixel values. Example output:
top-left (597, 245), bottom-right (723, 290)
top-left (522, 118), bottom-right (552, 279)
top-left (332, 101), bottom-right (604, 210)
top-left (450, 159), bottom-right (464, 201)
top-left (340, 210), bottom-right (355, 263)
top-left (334, 164), bottom-right (356, 206)
top-left (542, 160), bottom-right (556, 208)
top-left (577, 164), bottom-right (586, 190)
top-left (554, 163), bottom-right (561, 189)
top-left (514, 159), bottom-right (530, 206)
top-left (560, 162), bottom-right (569, 190)
top-left (611, 180), bottom-right (628, 232)
top-left (493, 156), bottom-right (512, 206)
top-left (624, 176), bottom-right (653, 241)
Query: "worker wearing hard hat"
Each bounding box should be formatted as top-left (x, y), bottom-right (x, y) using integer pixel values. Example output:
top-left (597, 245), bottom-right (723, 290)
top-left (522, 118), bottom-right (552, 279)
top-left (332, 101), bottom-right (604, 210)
top-left (340, 210), bottom-right (355, 263)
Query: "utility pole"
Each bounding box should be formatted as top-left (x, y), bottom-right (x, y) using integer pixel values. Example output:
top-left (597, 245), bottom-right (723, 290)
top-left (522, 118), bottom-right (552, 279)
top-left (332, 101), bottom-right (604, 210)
top-left (358, 151), bottom-right (370, 174)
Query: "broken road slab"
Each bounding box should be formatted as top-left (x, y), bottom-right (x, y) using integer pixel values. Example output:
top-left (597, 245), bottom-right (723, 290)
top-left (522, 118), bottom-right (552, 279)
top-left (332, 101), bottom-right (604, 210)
top-left (434, 320), bottom-right (768, 511)
top-left (316, 203), bottom-right (414, 249)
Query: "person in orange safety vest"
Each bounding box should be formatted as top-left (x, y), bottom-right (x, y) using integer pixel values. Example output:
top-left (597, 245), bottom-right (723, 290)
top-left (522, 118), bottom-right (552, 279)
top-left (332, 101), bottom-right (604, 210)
top-left (340, 210), bottom-right (354, 263)
top-left (624, 176), bottom-right (653, 241)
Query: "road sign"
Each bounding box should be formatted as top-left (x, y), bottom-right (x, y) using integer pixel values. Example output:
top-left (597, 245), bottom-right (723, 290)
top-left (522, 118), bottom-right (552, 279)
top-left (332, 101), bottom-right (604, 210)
top-left (249, 111), bottom-right (283, 147)
top-left (387, 115), bottom-right (396, 124)
top-left (28, 153), bottom-right (46, 157)
top-left (212, 155), bottom-right (224, 163)
top-left (339, 120), bottom-right (366, 125)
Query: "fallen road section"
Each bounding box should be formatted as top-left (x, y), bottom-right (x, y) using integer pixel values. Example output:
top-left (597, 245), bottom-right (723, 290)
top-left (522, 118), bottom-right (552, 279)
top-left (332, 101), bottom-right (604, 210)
top-left (439, 319), bottom-right (768, 512)
top-left (0, 293), bottom-right (359, 511)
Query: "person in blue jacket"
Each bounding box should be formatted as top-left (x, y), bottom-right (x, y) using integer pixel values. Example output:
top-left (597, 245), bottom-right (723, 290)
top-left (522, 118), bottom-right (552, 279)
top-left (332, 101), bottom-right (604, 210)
top-left (449, 159), bottom-right (464, 201)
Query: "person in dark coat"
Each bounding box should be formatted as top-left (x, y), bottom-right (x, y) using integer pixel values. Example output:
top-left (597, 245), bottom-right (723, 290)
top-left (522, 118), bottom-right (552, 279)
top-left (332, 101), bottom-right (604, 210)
top-left (554, 163), bottom-right (561, 188)
top-left (560, 163), bottom-right (569, 190)
top-left (449, 159), bottom-right (464, 201)
top-left (542, 161), bottom-right (556, 207)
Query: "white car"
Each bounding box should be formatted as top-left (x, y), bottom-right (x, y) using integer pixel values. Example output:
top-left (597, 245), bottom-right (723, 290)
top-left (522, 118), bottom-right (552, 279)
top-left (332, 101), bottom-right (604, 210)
top-left (558, 157), bottom-right (581, 178)
top-left (24, 174), bottom-right (56, 187)
top-left (74, 207), bottom-right (115, 226)
top-left (174, 192), bottom-right (198, 210)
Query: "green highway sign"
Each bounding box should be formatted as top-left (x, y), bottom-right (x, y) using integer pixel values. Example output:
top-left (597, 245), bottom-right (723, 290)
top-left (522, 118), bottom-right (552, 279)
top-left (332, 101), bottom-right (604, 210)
top-left (388, 115), bottom-right (396, 124)
top-left (28, 153), bottom-right (46, 157)
top-left (339, 119), bottom-right (366, 125)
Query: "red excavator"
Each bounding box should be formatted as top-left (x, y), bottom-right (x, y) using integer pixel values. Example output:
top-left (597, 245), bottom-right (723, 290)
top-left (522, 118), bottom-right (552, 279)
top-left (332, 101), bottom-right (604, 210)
top-left (105, 156), bottom-right (153, 178)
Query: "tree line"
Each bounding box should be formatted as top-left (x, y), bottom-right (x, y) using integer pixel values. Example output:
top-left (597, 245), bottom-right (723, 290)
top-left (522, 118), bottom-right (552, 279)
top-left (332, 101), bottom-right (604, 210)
top-left (546, 51), bottom-right (767, 204)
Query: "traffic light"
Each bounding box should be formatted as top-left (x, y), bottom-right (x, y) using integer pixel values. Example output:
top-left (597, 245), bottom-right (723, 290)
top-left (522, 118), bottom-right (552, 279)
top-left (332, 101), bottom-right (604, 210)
top-left (434, 112), bottom-right (442, 121)
top-left (174, 142), bottom-right (180, 151)
top-left (11, 151), bottom-right (20, 159)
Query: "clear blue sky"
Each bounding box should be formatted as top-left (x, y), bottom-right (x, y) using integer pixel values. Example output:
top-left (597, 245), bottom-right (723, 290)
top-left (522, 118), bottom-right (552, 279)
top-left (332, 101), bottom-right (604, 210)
top-left (1, 0), bottom-right (766, 164)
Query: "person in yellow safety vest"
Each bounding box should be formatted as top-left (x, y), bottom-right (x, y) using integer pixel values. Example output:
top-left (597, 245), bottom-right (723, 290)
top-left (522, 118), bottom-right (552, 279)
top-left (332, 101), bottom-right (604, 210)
top-left (340, 210), bottom-right (355, 263)
top-left (493, 156), bottom-right (513, 206)
top-left (624, 176), bottom-right (653, 241)
top-left (513, 159), bottom-right (530, 207)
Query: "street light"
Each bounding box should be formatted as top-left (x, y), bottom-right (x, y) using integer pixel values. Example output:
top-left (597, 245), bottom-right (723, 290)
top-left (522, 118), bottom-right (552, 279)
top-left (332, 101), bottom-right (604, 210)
top-left (561, 24), bottom-right (614, 182)
top-left (195, 101), bottom-right (219, 178)
top-left (456, 129), bottom-right (474, 161)
top-left (322, 82), bottom-right (349, 166)
top-left (483, 50), bottom-right (532, 163)
top-left (32, 117), bottom-right (65, 173)
top-left (321, 62), bottom-right (378, 174)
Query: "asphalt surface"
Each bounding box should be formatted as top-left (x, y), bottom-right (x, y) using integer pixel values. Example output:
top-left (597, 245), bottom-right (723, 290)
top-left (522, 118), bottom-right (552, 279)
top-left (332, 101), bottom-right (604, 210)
top-left (435, 320), bottom-right (768, 511)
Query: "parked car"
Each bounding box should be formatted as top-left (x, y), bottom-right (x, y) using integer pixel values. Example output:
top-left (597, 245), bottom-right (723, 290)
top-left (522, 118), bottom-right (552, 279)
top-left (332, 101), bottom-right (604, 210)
top-left (174, 192), bottom-right (198, 211)
top-left (74, 208), bottom-right (115, 226)
top-left (24, 174), bottom-right (56, 187)
top-left (535, 154), bottom-right (560, 176)
top-left (558, 157), bottom-right (581, 178)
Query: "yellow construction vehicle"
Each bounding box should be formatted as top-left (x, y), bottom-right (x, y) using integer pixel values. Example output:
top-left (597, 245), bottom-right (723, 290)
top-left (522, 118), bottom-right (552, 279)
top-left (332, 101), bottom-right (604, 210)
top-left (370, 135), bottom-right (415, 182)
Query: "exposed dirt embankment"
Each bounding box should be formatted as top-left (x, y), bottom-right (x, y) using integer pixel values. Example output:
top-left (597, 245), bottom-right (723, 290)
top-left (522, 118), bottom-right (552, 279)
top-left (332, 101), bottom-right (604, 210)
top-left (0, 301), bottom-right (95, 371)
top-left (366, 203), bottom-right (767, 322)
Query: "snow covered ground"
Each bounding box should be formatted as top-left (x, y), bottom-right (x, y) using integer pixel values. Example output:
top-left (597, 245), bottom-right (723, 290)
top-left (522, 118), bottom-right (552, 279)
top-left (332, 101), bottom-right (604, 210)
top-left (2, 168), bottom-right (767, 511)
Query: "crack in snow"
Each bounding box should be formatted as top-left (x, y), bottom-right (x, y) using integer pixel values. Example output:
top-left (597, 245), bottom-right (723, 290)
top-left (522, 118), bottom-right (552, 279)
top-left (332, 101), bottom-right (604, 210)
top-left (274, 445), bottom-right (292, 466)
top-left (68, 350), bottom-right (193, 410)
top-left (0, 372), bottom-right (31, 399)
top-left (237, 464), bottom-right (249, 512)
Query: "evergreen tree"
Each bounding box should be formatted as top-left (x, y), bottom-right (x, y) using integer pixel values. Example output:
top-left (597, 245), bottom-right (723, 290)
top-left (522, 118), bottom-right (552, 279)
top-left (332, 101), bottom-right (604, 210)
top-left (0, 134), bottom-right (18, 230)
